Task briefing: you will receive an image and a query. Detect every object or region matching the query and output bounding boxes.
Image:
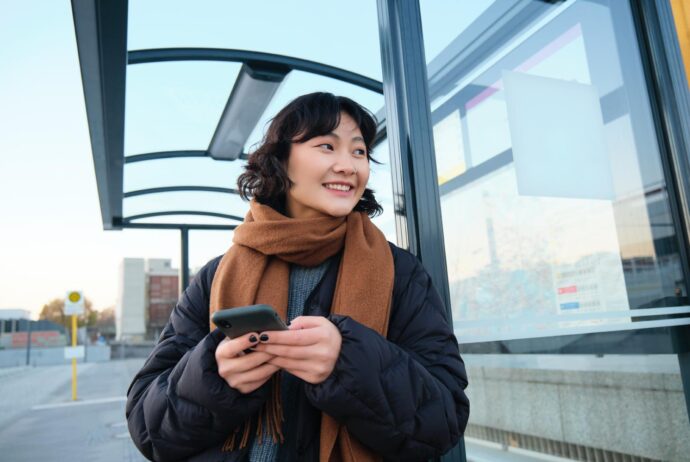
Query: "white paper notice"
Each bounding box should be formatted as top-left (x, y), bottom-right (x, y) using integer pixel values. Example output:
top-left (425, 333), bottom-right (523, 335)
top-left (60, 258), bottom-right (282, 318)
top-left (503, 70), bottom-right (614, 200)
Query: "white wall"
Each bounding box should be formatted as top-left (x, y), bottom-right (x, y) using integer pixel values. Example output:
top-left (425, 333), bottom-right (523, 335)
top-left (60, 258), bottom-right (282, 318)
top-left (115, 258), bottom-right (146, 341)
top-left (0, 309), bottom-right (31, 320)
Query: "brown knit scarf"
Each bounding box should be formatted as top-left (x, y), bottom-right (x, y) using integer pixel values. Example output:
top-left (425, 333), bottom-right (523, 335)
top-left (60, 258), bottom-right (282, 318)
top-left (209, 200), bottom-right (394, 462)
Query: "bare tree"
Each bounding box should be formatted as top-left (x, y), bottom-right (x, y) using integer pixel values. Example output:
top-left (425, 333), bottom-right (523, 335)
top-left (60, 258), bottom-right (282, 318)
top-left (38, 297), bottom-right (96, 329)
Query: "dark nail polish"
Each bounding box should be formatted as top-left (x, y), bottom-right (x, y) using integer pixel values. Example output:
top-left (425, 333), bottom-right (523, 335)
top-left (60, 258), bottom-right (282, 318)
top-left (249, 335), bottom-right (258, 343)
top-left (286, 320), bottom-right (291, 326)
top-left (260, 334), bottom-right (269, 342)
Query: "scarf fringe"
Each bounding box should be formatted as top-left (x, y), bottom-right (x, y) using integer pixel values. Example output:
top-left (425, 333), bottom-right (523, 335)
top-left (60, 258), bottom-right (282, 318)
top-left (222, 374), bottom-right (284, 452)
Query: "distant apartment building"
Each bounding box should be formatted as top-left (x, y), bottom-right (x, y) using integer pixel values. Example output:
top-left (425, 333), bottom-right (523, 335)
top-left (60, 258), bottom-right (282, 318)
top-left (115, 258), bottom-right (196, 341)
top-left (146, 259), bottom-right (179, 339)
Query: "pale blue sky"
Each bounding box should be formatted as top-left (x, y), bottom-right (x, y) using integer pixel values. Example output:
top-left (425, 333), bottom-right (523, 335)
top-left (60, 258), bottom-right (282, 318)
top-left (0, 0), bottom-right (489, 318)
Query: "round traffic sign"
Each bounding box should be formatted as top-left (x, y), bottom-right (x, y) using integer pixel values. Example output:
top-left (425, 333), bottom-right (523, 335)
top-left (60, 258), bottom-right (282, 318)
top-left (68, 291), bottom-right (81, 303)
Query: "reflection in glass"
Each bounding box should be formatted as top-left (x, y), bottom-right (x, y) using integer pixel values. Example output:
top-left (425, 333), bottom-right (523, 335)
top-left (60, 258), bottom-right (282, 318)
top-left (422, 0), bottom-right (690, 460)
top-left (426, 0), bottom-right (689, 343)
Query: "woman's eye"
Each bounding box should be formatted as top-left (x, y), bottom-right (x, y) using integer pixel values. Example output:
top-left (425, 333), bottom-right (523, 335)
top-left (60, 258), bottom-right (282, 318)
top-left (354, 149), bottom-right (367, 156)
top-left (318, 143), bottom-right (334, 151)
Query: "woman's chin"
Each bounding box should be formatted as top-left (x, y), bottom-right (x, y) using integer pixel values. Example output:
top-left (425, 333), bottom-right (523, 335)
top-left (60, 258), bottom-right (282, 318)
top-left (321, 204), bottom-right (357, 218)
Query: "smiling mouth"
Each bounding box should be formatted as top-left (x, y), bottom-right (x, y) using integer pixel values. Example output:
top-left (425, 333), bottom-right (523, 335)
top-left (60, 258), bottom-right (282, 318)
top-left (323, 183), bottom-right (353, 192)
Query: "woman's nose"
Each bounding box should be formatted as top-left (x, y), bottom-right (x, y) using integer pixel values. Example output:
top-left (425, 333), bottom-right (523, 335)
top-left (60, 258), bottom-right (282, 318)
top-left (332, 153), bottom-right (357, 175)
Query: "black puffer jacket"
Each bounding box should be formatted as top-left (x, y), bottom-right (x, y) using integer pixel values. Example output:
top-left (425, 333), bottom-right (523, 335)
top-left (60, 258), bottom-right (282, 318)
top-left (126, 243), bottom-right (470, 461)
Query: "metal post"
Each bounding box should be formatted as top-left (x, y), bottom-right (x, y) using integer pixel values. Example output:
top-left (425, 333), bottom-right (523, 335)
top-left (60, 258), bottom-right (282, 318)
top-left (376, 0), bottom-right (451, 310)
top-left (376, 1), bottom-right (463, 461)
top-left (633, 0), bottom-right (690, 426)
top-left (71, 314), bottom-right (78, 401)
top-left (25, 320), bottom-right (32, 366)
top-left (180, 226), bottom-right (190, 294)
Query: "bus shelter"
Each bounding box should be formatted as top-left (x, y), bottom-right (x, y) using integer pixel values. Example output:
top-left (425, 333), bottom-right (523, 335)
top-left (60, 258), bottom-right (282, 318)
top-left (72, 1), bottom-right (690, 460)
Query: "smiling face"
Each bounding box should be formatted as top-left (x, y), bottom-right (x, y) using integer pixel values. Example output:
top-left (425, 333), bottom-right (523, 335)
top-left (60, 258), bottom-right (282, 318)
top-left (285, 112), bottom-right (371, 219)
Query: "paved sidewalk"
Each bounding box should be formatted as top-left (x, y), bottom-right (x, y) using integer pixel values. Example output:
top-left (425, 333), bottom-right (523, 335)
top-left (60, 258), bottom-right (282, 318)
top-left (0, 359), bottom-right (147, 462)
top-left (0, 359), bottom-right (559, 462)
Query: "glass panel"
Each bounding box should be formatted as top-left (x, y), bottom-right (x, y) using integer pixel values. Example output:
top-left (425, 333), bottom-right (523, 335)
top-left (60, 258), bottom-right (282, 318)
top-left (124, 214), bottom-right (238, 226)
top-left (423, 0), bottom-right (690, 342)
top-left (244, 71), bottom-right (384, 152)
top-left (125, 61), bottom-right (241, 154)
top-left (124, 157), bottom-right (247, 224)
top-left (128, 0), bottom-right (382, 81)
top-left (421, 0), bottom-right (496, 64)
top-left (369, 138), bottom-right (395, 242)
top-left (124, 157), bottom-right (247, 191)
top-left (422, 0), bottom-right (690, 460)
top-left (123, 191), bottom-right (248, 223)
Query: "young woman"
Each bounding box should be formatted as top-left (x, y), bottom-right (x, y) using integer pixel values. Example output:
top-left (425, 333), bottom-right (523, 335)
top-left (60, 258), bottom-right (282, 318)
top-left (126, 92), bottom-right (470, 462)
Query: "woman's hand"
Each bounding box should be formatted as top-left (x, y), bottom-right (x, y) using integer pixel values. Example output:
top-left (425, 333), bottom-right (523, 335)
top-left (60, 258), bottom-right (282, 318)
top-left (253, 316), bottom-right (342, 385)
top-left (215, 332), bottom-right (279, 394)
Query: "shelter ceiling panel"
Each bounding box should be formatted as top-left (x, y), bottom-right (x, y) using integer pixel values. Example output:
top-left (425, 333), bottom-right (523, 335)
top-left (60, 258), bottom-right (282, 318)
top-left (128, 0), bottom-right (382, 80)
top-left (420, 0), bottom-right (496, 64)
top-left (123, 190), bottom-right (248, 220)
top-left (124, 157), bottom-right (246, 191)
top-left (245, 71), bottom-right (385, 149)
top-left (124, 214), bottom-right (242, 226)
top-left (125, 61), bottom-right (242, 154)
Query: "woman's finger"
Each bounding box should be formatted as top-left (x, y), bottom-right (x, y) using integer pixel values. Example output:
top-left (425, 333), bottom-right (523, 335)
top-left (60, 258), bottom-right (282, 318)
top-left (252, 343), bottom-right (315, 359)
top-left (268, 356), bottom-right (308, 375)
top-left (236, 362), bottom-right (280, 385)
top-left (266, 358), bottom-right (319, 384)
top-left (220, 351), bottom-right (275, 375)
top-left (215, 332), bottom-right (260, 359)
top-left (288, 316), bottom-right (327, 330)
top-left (227, 362), bottom-right (280, 394)
top-left (258, 326), bottom-right (323, 346)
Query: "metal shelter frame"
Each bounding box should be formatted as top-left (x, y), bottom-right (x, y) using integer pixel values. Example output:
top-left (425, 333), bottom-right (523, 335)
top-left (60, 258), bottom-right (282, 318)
top-left (71, 1), bottom-right (464, 459)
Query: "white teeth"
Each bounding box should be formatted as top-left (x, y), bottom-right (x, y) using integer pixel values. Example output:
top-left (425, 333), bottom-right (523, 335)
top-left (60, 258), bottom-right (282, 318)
top-left (324, 184), bottom-right (351, 192)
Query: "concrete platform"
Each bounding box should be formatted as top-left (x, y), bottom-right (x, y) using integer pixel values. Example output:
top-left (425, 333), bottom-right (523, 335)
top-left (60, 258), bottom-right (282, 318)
top-left (0, 358), bottom-right (572, 462)
top-left (0, 359), bottom-right (147, 462)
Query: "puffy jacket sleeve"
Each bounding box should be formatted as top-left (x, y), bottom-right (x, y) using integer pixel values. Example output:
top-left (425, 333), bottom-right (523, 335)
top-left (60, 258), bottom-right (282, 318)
top-left (304, 249), bottom-right (470, 461)
top-left (125, 257), bottom-right (268, 461)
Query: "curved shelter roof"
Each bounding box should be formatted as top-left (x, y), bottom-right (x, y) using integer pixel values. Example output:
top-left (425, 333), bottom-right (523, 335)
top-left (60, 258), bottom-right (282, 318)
top-left (70, 0), bottom-right (451, 315)
top-left (71, 0), bottom-right (386, 232)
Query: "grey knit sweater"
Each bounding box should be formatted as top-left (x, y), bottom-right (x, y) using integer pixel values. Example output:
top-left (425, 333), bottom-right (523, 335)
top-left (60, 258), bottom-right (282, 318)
top-left (247, 258), bottom-right (331, 462)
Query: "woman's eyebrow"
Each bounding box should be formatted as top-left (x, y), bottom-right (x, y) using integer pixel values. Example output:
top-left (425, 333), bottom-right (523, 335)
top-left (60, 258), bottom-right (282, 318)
top-left (325, 132), bottom-right (365, 143)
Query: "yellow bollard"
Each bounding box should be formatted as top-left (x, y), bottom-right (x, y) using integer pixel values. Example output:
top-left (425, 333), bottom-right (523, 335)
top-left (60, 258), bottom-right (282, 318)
top-left (71, 314), bottom-right (77, 401)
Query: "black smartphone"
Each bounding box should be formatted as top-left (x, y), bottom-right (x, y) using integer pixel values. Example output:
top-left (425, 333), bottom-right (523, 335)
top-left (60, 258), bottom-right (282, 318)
top-left (212, 304), bottom-right (288, 339)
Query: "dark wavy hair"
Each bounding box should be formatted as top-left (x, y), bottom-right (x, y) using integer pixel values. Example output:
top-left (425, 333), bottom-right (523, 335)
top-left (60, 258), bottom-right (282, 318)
top-left (237, 92), bottom-right (383, 217)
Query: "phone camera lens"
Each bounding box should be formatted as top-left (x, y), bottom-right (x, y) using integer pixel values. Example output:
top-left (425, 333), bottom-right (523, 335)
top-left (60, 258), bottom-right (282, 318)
top-left (219, 321), bottom-right (232, 329)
